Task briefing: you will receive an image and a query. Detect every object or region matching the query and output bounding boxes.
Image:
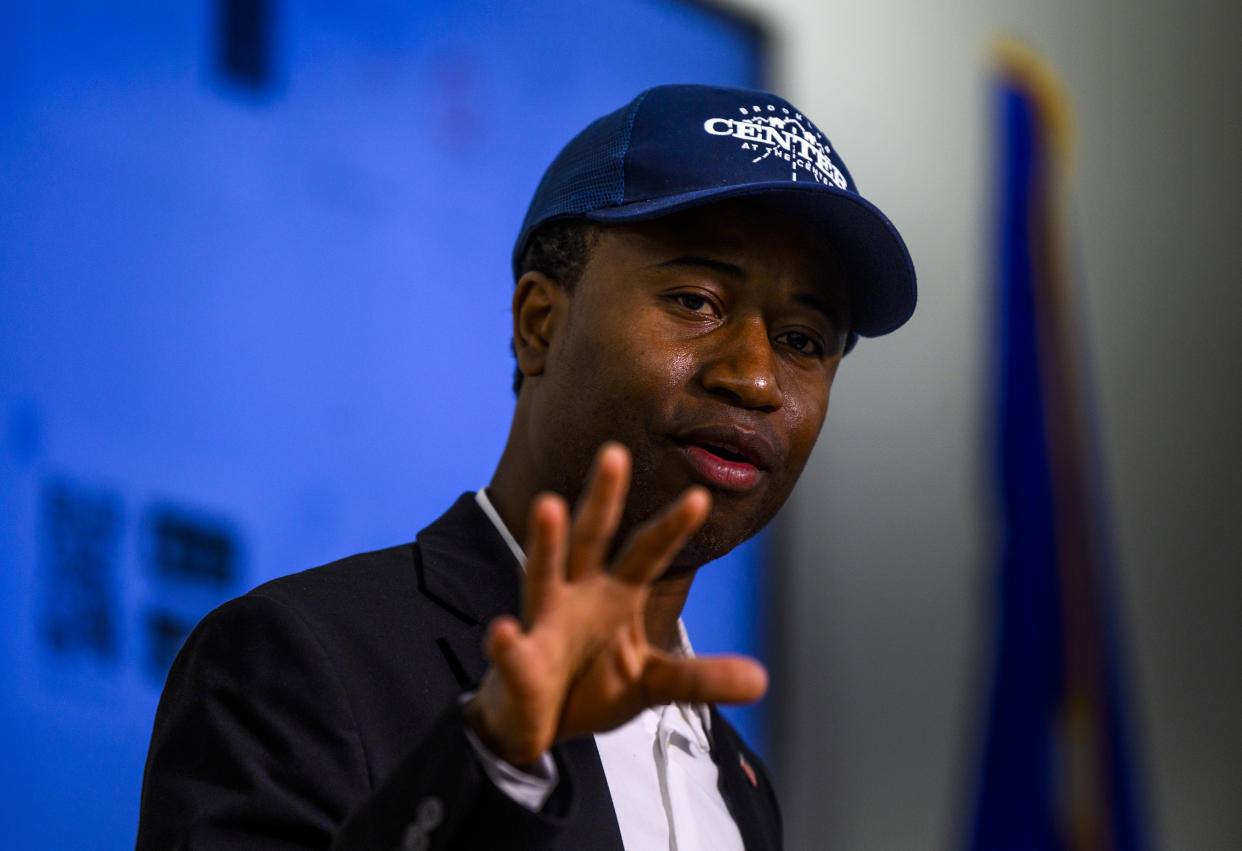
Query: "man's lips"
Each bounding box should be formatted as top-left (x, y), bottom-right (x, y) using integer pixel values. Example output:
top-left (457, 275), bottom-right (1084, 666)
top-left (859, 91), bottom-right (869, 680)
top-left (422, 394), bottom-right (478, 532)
top-left (674, 425), bottom-right (778, 492)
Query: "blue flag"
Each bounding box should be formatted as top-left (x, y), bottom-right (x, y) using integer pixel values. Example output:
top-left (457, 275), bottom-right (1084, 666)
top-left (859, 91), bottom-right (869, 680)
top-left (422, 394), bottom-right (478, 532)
top-left (968, 41), bottom-right (1147, 851)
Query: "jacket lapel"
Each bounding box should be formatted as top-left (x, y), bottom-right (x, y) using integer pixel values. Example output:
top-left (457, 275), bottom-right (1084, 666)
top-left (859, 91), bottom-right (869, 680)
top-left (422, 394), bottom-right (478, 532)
top-left (709, 706), bottom-right (783, 850)
top-left (413, 492), bottom-right (625, 850)
top-left (416, 493), bottom-right (521, 687)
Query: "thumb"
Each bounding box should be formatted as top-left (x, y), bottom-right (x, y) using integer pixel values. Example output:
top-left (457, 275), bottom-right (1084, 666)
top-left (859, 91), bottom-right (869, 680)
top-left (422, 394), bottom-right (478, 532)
top-left (641, 653), bottom-right (768, 707)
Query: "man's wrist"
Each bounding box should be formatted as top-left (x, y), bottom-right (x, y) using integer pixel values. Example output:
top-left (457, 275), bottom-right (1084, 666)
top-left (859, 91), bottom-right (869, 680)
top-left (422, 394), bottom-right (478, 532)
top-left (462, 690), bottom-right (544, 768)
top-left (459, 691), bottom-right (558, 812)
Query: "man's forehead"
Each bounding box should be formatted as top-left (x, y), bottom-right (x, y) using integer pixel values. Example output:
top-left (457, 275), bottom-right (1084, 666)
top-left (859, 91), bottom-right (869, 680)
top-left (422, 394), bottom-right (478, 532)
top-left (598, 201), bottom-right (848, 306)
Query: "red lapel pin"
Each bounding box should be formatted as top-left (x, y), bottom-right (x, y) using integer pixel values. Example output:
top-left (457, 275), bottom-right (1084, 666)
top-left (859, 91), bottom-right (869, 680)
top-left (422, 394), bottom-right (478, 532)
top-left (739, 754), bottom-right (757, 787)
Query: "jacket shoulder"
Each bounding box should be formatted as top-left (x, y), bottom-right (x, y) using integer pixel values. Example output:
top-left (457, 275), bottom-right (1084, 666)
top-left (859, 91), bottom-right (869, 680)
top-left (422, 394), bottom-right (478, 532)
top-left (245, 540), bottom-right (422, 618)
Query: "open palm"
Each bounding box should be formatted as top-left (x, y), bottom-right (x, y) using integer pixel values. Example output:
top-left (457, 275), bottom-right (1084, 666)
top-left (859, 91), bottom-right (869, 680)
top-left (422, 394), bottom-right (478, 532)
top-left (465, 443), bottom-right (768, 766)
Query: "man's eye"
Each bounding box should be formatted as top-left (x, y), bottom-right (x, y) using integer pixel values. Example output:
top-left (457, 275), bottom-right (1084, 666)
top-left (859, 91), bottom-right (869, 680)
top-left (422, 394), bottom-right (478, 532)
top-left (777, 331), bottom-right (824, 356)
top-left (674, 293), bottom-right (715, 315)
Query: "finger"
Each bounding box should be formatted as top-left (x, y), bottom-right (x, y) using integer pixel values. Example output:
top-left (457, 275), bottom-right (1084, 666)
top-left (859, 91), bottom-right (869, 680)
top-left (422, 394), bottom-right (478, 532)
top-left (641, 652), bottom-right (768, 707)
top-left (523, 493), bottom-right (568, 623)
top-left (567, 442), bottom-right (632, 580)
top-left (610, 485), bottom-right (710, 585)
top-left (484, 615), bottom-right (524, 663)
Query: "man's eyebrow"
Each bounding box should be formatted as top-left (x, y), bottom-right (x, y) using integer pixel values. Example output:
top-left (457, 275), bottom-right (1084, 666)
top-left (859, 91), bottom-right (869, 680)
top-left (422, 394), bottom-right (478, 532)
top-left (793, 291), bottom-right (846, 331)
top-left (654, 255), bottom-right (744, 278)
top-left (793, 290), bottom-right (833, 317)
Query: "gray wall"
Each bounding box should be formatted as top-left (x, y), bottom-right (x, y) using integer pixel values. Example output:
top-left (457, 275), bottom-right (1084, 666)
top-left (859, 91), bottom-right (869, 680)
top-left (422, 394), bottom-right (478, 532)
top-left (732, 0), bottom-right (1242, 847)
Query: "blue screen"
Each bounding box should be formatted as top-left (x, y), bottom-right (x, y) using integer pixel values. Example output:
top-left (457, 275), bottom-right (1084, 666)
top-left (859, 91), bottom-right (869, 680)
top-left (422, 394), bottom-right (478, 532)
top-left (0, 1), bottom-right (766, 845)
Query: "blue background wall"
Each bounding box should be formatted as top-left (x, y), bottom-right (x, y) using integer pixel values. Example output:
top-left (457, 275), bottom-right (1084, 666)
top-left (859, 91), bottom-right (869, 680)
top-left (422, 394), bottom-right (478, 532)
top-left (0, 1), bottom-right (767, 845)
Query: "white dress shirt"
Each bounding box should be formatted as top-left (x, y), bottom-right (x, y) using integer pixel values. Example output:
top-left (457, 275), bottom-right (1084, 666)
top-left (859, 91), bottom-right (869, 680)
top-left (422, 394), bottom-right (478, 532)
top-left (469, 489), bottom-right (745, 851)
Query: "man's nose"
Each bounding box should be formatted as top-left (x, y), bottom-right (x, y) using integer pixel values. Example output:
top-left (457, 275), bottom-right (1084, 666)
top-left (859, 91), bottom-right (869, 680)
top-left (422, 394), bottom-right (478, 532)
top-left (699, 317), bottom-right (783, 411)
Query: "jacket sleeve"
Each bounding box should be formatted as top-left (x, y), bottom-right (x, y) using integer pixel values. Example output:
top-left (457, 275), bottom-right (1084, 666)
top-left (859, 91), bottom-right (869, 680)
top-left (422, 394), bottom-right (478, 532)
top-left (135, 593), bottom-right (573, 850)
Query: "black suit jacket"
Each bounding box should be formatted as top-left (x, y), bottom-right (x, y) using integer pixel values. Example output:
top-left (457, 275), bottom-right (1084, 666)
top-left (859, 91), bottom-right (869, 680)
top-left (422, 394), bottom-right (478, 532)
top-left (136, 493), bottom-right (782, 849)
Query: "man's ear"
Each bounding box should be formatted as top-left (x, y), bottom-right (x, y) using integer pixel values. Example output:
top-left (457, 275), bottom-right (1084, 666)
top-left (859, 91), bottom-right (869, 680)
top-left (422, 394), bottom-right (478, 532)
top-left (512, 270), bottom-right (567, 379)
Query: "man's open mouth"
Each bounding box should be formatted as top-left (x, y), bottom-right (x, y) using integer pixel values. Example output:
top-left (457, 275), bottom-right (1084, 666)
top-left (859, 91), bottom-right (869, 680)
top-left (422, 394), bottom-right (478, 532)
top-left (693, 442), bottom-right (755, 466)
top-left (674, 426), bottom-right (776, 492)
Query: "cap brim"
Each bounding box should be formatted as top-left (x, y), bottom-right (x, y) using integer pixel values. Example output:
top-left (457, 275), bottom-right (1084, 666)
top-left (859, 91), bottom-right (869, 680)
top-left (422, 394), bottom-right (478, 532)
top-left (584, 181), bottom-right (916, 338)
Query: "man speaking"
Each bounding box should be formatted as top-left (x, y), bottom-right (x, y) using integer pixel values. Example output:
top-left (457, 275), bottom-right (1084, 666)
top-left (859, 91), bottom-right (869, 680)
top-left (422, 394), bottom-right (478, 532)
top-left (136, 84), bottom-right (915, 849)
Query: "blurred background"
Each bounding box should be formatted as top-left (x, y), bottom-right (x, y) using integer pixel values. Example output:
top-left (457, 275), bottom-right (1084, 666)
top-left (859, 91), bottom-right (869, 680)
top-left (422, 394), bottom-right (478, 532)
top-left (1, 0), bottom-right (1238, 848)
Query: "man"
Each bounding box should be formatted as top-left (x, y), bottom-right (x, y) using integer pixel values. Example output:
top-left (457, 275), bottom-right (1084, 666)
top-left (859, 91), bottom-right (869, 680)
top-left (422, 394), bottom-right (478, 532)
top-left (136, 84), bottom-right (915, 849)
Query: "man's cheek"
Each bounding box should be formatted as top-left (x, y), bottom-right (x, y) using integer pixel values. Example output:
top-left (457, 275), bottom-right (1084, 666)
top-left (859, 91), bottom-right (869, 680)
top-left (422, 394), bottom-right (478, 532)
top-left (660, 348), bottom-right (699, 387)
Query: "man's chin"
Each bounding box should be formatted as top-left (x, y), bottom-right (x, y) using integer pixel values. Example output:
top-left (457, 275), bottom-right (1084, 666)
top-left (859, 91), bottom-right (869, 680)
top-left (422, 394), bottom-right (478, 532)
top-left (623, 456), bottom-right (783, 570)
top-left (669, 514), bottom-right (764, 573)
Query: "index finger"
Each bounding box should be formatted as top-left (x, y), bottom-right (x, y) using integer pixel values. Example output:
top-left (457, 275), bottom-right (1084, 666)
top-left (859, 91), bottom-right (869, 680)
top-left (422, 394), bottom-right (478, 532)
top-left (523, 492), bottom-right (569, 624)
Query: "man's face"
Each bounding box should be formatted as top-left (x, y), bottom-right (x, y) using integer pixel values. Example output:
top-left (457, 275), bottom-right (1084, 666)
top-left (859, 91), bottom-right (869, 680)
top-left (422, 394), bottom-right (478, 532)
top-left (525, 199), bottom-right (850, 570)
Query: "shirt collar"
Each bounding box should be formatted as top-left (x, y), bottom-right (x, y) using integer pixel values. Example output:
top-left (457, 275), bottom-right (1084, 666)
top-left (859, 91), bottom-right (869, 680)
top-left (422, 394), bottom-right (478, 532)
top-left (475, 487), bottom-right (527, 568)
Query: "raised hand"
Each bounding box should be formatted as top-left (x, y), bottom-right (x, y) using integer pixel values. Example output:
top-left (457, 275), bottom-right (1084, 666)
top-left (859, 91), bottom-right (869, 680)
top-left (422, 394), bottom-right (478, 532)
top-left (463, 442), bottom-right (768, 766)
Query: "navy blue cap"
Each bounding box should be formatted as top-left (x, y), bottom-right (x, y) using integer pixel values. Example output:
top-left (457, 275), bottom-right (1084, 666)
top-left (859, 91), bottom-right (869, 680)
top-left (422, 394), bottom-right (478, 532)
top-left (513, 84), bottom-right (916, 342)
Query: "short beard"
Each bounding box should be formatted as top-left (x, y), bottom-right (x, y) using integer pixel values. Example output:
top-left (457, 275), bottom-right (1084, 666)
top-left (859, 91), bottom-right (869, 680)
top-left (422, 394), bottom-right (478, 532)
top-left (620, 449), bottom-right (775, 575)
